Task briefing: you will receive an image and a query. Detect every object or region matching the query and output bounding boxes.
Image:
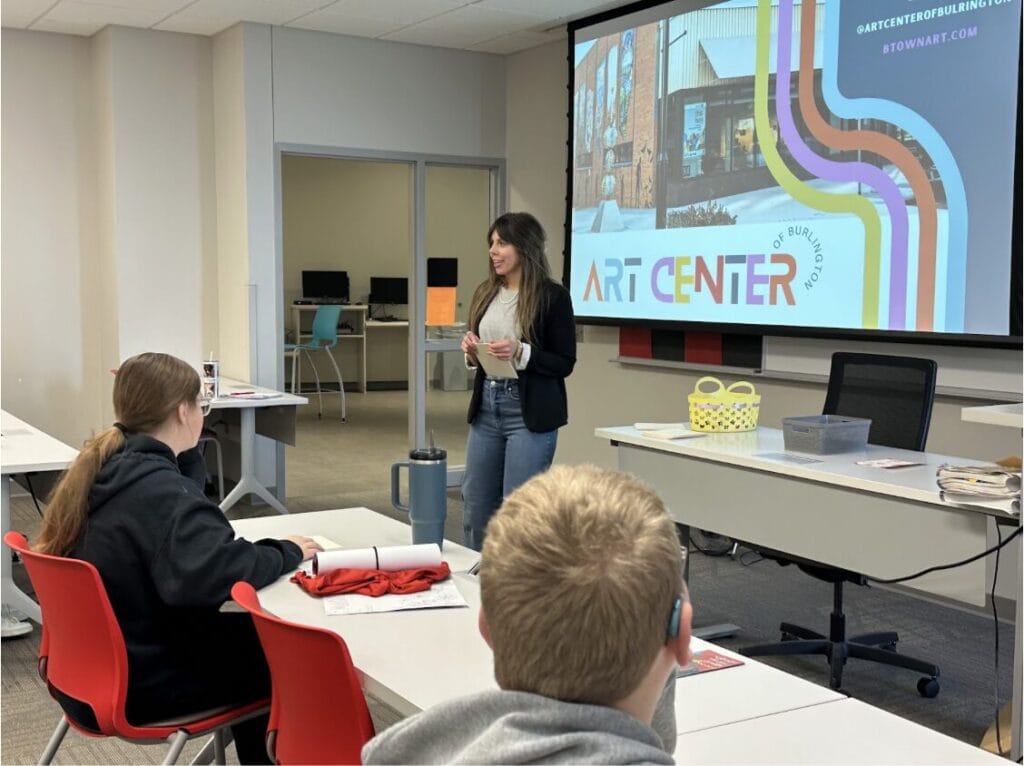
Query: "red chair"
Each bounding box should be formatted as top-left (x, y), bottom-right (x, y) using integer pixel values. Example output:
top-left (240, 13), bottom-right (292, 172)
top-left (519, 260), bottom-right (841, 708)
top-left (231, 581), bottom-right (375, 765)
top-left (3, 531), bottom-right (268, 765)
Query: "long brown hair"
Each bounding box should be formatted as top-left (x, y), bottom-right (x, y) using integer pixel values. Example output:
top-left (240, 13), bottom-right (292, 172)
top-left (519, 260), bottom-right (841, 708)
top-left (467, 212), bottom-right (552, 345)
top-left (34, 353), bottom-right (201, 556)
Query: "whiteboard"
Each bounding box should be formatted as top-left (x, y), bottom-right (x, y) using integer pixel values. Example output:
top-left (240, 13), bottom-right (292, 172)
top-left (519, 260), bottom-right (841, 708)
top-left (763, 337), bottom-right (1022, 397)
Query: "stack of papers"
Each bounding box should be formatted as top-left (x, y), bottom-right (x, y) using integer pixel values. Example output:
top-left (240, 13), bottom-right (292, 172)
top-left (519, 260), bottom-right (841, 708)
top-left (634, 423), bottom-right (705, 441)
top-left (937, 464), bottom-right (1021, 515)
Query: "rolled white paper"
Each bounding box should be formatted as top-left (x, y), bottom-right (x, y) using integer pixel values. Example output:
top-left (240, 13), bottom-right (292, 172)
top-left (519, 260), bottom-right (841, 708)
top-left (313, 543), bottom-right (442, 575)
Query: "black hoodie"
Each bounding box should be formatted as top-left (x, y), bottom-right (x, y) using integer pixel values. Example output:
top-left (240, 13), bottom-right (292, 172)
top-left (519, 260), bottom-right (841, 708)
top-left (72, 433), bottom-right (301, 710)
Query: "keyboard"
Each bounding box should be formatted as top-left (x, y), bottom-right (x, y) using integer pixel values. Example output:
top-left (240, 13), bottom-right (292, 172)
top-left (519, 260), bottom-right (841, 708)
top-left (294, 298), bottom-right (349, 305)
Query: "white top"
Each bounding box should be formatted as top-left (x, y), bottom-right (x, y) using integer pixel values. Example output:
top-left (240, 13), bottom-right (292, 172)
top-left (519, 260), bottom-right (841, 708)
top-left (210, 377), bottom-right (307, 410)
top-left (595, 425), bottom-right (1003, 515)
top-left (960, 403), bottom-right (1023, 429)
top-left (674, 697), bottom-right (1006, 764)
top-left (476, 289), bottom-right (531, 372)
top-left (0, 410), bottom-right (79, 475)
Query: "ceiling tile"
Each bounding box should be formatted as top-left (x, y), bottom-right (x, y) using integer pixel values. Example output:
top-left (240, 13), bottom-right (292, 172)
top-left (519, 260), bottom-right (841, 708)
top-left (407, 4), bottom-right (547, 42)
top-left (474, 0), bottom-right (618, 26)
top-left (154, 0), bottom-right (329, 35)
top-left (466, 30), bottom-right (560, 55)
top-left (70, 0), bottom-right (192, 12)
top-left (35, 0), bottom-right (169, 29)
top-left (313, 0), bottom-right (467, 26)
top-left (379, 23), bottom-right (480, 50)
top-left (1, 0), bottom-right (57, 28)
top-left (285, 12), bottom-right (401, 38)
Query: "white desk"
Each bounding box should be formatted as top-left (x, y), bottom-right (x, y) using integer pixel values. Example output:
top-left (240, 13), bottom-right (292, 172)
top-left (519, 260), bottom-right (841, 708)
top-left (211, 378), bottom-right (306, 515)
top-left (231, 507), bottom-right (844, 728)
top-left (961, 402), bottom-right (1023, 429)
top-left (670, 640), bottom-right (843, 735)
top-left (231, 507), bottom-right (485, 717)
top-left (1, 410), bottom-right (78, 622)
top-left (674, 697), bottom-right (1007, 764)
top-left (598, 424), bottom-right (1021, 758)
top-left (597, 426), bottom-right (1005, 605)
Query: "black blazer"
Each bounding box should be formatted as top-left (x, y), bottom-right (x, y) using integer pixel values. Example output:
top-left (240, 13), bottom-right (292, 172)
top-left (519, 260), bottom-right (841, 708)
top-left (467, 281), bottom-right (576, 433)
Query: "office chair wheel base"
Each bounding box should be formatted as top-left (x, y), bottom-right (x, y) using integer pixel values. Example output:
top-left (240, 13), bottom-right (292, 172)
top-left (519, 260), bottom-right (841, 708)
top-left (917, 677), bottom-right (940, 698)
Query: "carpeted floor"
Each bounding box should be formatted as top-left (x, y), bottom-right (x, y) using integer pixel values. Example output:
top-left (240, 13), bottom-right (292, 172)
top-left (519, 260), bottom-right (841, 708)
top-left (1, 390), bottom-right (1014, 762)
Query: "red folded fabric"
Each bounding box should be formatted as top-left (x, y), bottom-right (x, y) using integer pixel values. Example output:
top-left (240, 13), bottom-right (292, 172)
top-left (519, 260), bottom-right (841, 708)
top-left (291, 562), bottom-right (451, 597)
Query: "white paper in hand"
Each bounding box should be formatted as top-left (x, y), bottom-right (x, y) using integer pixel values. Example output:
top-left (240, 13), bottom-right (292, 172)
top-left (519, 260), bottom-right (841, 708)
top-left (474, 343), bottom-right (518, 379)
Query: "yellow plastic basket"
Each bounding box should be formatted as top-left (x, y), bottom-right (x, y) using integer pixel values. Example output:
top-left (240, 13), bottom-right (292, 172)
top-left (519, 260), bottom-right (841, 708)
top-left (687, 376), bottom-right (761, 433)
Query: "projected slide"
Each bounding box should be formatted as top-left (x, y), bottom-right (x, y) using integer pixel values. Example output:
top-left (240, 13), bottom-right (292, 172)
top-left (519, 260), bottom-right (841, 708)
top-left (569, 0), bottom-right (1021, 337)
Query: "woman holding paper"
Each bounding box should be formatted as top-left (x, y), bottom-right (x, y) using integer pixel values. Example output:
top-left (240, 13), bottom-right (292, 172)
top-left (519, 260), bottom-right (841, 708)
top-left (459, 212), bottom-right (576, 550)
top-left (34, 352), bottom-right (320, 764)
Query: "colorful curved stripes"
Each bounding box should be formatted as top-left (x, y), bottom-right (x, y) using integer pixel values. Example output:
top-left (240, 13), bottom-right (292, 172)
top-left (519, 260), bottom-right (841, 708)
top-left (821, 0), bottom-right (967, 332)
top-left (795, 0), bottom-right (919, 330)
top-left (756, 0), bottom-right (880, 327)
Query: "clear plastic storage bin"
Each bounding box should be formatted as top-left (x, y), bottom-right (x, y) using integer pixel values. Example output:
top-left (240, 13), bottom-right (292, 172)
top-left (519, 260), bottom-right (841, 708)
top-left (782, 415), bottom-right (871, 454)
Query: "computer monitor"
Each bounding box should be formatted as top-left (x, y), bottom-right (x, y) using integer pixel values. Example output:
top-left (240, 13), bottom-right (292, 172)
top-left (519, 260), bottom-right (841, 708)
top-left (369, 276), bottom-right (408, 306)
top-left (302, 270), bottom-right (349, 301)
top-left (427, 258), bottom-right (458, 287)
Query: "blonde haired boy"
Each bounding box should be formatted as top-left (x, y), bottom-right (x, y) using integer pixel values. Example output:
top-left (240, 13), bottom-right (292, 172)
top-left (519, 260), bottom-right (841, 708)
top-left (363, 464), bottom-right (692, 765)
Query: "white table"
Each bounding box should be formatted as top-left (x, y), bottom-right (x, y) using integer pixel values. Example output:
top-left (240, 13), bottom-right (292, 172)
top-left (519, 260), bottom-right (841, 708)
top-left (961, 402), bottom-right (1023, 429)
top-left (1, 410), bottom-right (78, 622)
top-left (212, 378), bottom-right (306, 515)
top-left (671, 640), bottom-right (843, 735)
top-left (231, 507), bottom-right (485, 717)
top-left (596, 426), bottom-right (1006, 605)
top-left (231, 507), bottom-right (844, 728)
top-left (674, 697), bottom-right (1007, 764)
top-left (598, 424), bottom-right (1021, 758)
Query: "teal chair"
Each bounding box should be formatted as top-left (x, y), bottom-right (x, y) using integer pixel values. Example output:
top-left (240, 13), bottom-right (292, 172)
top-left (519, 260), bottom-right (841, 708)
top-left (285, 305), bottom-right (346, 421)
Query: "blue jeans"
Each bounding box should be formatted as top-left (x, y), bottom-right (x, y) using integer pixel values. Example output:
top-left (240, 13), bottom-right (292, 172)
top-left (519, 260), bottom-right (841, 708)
top-left (462, 379), bottom-right (558, 551)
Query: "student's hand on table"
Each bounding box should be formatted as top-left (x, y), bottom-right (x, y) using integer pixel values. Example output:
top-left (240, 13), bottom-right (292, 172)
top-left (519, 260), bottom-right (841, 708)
top-left (486, 338), bottom-right (517, 361)
top-left (286, 535), bottom-right (323, 561)
top-left (461, 331), bottom-right (480, 363)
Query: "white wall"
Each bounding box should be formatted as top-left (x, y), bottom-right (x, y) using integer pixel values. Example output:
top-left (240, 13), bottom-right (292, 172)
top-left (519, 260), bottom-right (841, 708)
top-left (105, 26), bottom-right (216, 365)
top-left (1, 30), bottom-right (104, 445)
top-left (505, 41), bottom-right (568, 280)
top-left (271, 28), bottom-right (506, 157)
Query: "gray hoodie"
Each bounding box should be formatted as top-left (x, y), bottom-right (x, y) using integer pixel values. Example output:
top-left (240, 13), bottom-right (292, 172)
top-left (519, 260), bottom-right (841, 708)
top-left (362, 689), bottom-right (675, 765)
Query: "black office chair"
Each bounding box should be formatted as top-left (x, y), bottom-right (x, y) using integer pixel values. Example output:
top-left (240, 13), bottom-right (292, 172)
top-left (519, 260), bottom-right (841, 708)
top-left (743, 353), bottom-right (941, 697)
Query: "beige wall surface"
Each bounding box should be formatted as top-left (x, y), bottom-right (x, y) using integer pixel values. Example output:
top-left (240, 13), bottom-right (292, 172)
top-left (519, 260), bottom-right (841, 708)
top-left (2, 27), bottom-right (220, 444)
top-left (271, 27), bottom-right (506, 157)
top-left (1, 30), bottom-right (105, 446)
top-left (505, 42), bottom-right (568, 280)
top-left (282, 155), bottom-right (413, 308)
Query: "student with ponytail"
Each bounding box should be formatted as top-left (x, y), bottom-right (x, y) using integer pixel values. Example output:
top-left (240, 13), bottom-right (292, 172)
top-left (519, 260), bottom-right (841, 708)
top-left (36, 352), bottom-right (320, 765)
